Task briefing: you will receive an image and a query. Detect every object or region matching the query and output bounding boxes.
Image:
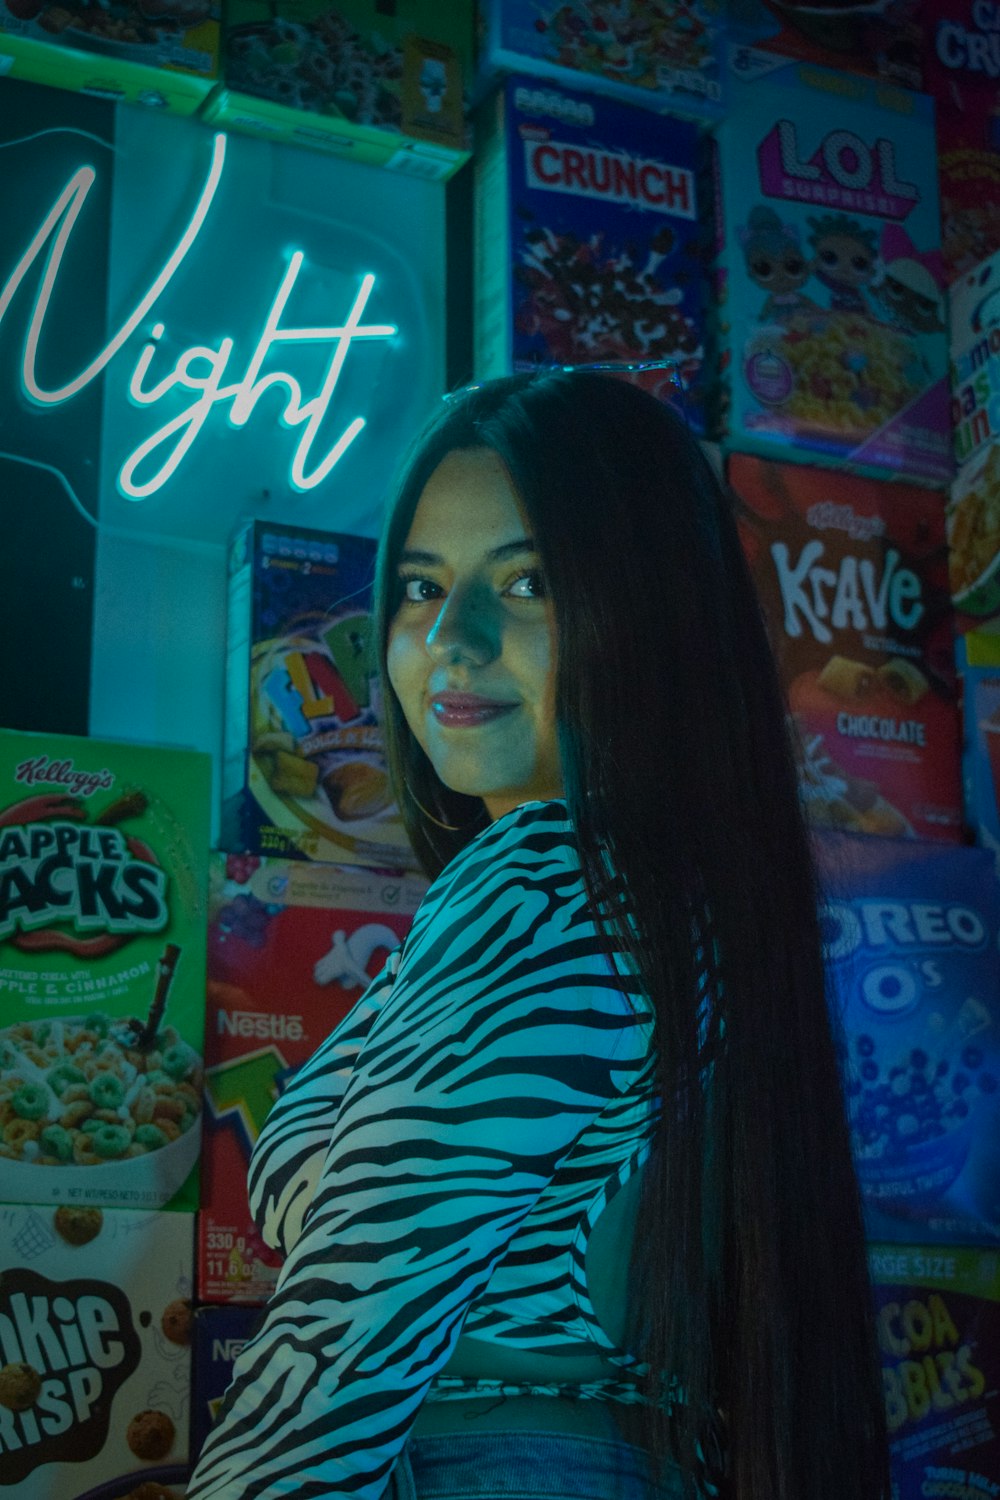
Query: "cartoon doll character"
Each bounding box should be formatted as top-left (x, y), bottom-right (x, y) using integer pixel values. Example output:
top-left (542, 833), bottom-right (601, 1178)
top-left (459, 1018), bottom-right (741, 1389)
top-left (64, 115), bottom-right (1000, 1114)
top-left (808, 214), bottom-right (878, 315)
top-left (874, 225), bottom-right (945, 335)
top-left (740, 206), bottom-right (820, 325)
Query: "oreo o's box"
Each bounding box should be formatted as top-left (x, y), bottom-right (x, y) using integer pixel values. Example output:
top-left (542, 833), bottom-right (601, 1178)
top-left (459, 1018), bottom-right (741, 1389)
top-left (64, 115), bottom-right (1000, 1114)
top-left (869, 1244), bottom-right (1000, 1498)
top-left (0, 1204), bottom-right (193, 1500)
top-left (714, 51), bottom-right (951, 483)
top-left (730, 455), bottom-right (962, 843)
top-left (199, 853), bottom-right (426, 1303)
top-left (476, 0), bottom-right (726, 122)
top-left (475, 75), bottom-right (710, 432)
top-left (817, 833), bottom-right (1000, 1244)
top-left (0, 730), bottom-right (210, 1213)
top-left (222, 521), bottom-right (414, 869)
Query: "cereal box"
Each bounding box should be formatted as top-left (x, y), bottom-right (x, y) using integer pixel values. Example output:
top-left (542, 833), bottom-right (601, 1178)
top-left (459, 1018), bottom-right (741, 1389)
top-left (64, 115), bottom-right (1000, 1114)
top-left (959, 643), bottom-right (1000, 862)
top-left (0, 1203), bottom-right (193, 1500)
top-left (869, 1244), bottom-right (1000, 1498)
top-left (222, 520), bottom-right (414, 869)
top-left (949, 252), bottom-right (1000, 640)
top-left (191, 1303), bottom-right (260, 1461)
top-left (0, 0), bottom-right (218, 114)
top-left (476, 0), bottom-right (727, 122)
top-left (729, 455), bottom-right (962, 842)
top-left (725, 0), bottom-right (922, 89)
top-left (817, 832), bottom-right (1000, 1245)
top-left (714, 51), bottom-right (952, 483)
top-left (199, 852), bottom-right (427, 1303)
top-left (199, 0), bottom-right (472, 178)
top-left (0, 730), bottom-right (210, 1213)
top-left (920, 2), bottom-right (1000, 282)
top-left (475, 75), bottom-right (710, 432)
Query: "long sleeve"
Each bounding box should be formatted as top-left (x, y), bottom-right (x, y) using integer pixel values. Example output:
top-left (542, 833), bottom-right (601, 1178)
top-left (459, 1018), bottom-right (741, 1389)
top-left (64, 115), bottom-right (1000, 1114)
top-left (187, 801), bottom-right (651, 1500)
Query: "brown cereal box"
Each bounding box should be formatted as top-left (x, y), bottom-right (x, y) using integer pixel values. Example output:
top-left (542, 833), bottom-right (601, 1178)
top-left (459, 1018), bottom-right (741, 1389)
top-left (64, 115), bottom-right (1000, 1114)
top-left (0, 1203), bottom-right (193, 1499)
top-left (0, 730), bottom-right (211, 1212)
top-left (729, 455), bottom-right (963, 841)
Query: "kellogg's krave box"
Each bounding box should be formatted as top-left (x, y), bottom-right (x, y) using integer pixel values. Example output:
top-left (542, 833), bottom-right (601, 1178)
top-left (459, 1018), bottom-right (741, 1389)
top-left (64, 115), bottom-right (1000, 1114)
top-left (475, 74), bottom-right (710, 431)
top-left (730, 455), bottom-right (962, 842)
top-left (0, 731), bottom-right (210, 1212)
top-left (199, 852), bottom-right (426, 1302)
top-left (714, 51), bottom-right (951, 483)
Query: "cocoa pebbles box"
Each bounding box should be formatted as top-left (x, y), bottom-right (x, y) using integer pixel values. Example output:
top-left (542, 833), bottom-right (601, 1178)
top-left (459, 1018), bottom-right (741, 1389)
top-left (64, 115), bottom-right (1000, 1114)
top-left (0, 731), bottom-right (210, 1213)
top-left (0, 1203), bottom-right (193, 1500)
top-left (730, 455), bottom-right (962, 842)
top-left (199, 852), bottom-right (426, 1303)
top-left (714, 51), bottom-right (951, 483)
top-left (869, 1244), bottom-right (1000, 1498)
top-left (817, 833), bottom-right (1000, 1244)
top-left (222, 521), bottom-right (414, 870)
top-left (474, 75), bottom-right (710, 433)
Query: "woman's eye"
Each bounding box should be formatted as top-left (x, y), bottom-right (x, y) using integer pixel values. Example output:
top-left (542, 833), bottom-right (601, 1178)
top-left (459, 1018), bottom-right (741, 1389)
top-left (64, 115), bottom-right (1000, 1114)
top-left (399, 576), bottom-right (442, 603)
top-left (505, 571), bottom-right (547, 600)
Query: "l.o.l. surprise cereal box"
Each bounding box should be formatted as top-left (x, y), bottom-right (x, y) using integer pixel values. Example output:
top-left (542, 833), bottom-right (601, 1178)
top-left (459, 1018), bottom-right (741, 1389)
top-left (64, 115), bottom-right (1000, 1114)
top-left (714, 51), bottom-right (951, 483)
top-left (920, 2), bottom-right (1000, 282)
top-left (476, 0), bottom-right (726, 122)
top-left (223, 521), bottom-right (415, 869)
top-left (0, 1203), bottom-right (193, 1500)
top-left (0, 731), bottom-right (210, 1213)
top-left (475, 75), bottom-right (710, 431)
top-left (199, 853), bottom-right (426, 1303)
top-left (817, 833), bottom-right (1000, 1245)
top-left (729, 456), bottom-right (962, 842)
top-left (869, 1244), bottom-right (1000, 1498)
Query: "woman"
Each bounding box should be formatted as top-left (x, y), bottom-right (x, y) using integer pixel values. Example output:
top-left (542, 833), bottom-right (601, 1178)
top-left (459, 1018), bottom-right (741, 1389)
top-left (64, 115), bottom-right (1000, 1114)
top-left (187, 372), bottom-right (890, 1500)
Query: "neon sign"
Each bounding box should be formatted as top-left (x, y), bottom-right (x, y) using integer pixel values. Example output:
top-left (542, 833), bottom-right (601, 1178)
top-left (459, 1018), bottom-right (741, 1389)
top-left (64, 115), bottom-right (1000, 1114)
top-left (0, 132), bottom-right (398, 500)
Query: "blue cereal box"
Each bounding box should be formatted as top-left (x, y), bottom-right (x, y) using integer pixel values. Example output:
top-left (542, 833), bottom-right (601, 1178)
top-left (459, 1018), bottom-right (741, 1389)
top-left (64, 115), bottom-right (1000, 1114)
top-left (869, 1244), bottom-right (1000, 1498)
top-left (476, 0), bottom-right (726, 121)
top-left (816, 832), bottom-right (1000, 1245)
top-left (222, 520), bottom-right (415, 869)
top-left (191, 1304), bottom-right (262, 1462)
top-left (475, 75), bottom-right (710, 432)
top-left (714, 51), bottom-right (951, 483)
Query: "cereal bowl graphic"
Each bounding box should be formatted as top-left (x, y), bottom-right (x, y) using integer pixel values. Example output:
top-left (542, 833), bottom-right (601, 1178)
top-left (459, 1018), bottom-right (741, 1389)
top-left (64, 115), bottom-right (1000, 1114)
top-left (0, 1013), bottom-right (203, 1209)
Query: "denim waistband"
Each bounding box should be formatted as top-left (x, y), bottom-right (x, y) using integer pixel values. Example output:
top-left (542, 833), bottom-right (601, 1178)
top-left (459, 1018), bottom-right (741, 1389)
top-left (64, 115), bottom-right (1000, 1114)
top-left (390, 1430), bottom-right (689, 1500)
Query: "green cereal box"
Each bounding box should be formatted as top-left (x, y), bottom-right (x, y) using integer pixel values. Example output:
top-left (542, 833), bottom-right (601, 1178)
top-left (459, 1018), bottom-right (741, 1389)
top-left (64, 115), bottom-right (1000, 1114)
top-left (0, 730), bottom-right (211, 1212)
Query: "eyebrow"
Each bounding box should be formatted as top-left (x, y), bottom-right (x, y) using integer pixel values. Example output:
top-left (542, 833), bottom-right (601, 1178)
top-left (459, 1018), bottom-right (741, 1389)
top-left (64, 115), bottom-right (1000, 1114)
top-left (398, 538), bottom-right (537, 566)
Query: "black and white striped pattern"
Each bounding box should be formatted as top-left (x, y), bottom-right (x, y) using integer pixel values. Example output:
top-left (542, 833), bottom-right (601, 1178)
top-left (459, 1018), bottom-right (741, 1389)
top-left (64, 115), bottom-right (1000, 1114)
top-left (187, 800), bottom-right (659, 1500)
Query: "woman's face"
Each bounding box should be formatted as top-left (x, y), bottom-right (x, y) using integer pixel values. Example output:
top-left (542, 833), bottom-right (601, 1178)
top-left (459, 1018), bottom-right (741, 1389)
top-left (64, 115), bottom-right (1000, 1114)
top-left (387, 446), bottom-right (562, 822)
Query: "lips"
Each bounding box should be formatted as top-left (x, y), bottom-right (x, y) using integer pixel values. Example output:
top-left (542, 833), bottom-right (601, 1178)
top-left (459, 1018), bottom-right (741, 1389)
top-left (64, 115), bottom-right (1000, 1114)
top-left (430, 691), bottom-right (519, 728)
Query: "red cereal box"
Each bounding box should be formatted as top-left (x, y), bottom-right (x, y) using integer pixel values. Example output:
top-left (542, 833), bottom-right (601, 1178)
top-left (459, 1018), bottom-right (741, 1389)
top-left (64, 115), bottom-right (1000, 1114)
top-left (729, 454), bottom-right (962, 841)
top-left (199, 854), bottom-right (426, 1303)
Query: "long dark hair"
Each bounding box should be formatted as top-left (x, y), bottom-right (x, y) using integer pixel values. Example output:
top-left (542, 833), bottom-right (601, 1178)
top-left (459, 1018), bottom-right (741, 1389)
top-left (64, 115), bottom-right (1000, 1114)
top-left (373, 373), bottom-right (890, 1500)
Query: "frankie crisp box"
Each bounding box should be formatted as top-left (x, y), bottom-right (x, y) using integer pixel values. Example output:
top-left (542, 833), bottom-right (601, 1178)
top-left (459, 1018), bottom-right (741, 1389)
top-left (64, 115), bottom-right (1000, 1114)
top-left (0, 1203), bottom-right (193, 1500)
top-left (199, 853), bottom-right (426, 1303)
top-left (817, 833), bottom-right (1000, 1245)
top-left (869, 1244), bottom-right (1000, 1496)
top-left (713, 50), bottom-right (951, 483)
top-left (0, 730), bottom-right (210, 1212)
top-left (222, 520), bottom-right (415, 869)
top-left (729, 455), bottom-right (962, 843)
top-left (475, 74), bottom-right (710, 432)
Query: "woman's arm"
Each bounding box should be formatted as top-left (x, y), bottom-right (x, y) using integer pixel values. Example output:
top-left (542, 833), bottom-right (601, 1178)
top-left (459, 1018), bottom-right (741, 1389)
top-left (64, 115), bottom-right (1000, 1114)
top-left (187, 802), bottom-right (651, 1500)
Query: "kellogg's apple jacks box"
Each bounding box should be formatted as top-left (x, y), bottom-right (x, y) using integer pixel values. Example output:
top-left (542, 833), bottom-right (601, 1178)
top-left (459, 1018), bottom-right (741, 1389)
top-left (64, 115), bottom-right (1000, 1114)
top-left (817, 833), bottom-right (1000, 1245)
top-left (730, 456), bottom-right (962, 842)
top-left (476, 0), bottom-right (726, 123)
top-left (475, 75), bottom-right (710, 433)
top-left (714, 51), bottom-right (951, 483)
top-left (0, 731), bottom-right (210, 1213)
top-left (199, 852), bottom-right (426, 1303)
top-left (921, 2), bottom-right (1000, 283)
top-left (222, 520), bottom-right (415, 869)
top-left (868, 1244), bottom-right (1000, 1498)
top-left (0, 1203), bottom-right (193, 1500)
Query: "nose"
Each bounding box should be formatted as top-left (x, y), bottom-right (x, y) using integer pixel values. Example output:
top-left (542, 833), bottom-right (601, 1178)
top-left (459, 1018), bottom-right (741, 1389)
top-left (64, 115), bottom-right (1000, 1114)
top-left (425, 582), bottom-right (499, 667)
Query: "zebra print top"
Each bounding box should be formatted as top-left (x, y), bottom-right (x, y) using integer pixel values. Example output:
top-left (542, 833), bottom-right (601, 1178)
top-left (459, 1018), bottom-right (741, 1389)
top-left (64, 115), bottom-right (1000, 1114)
top-left (187, 798), bottom-right (664, 1500)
